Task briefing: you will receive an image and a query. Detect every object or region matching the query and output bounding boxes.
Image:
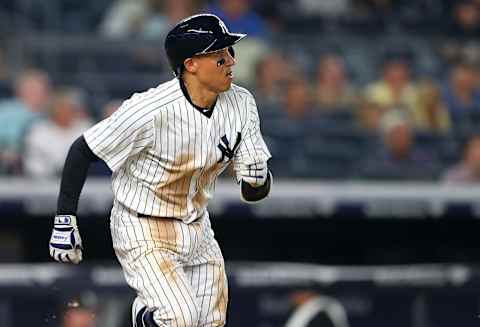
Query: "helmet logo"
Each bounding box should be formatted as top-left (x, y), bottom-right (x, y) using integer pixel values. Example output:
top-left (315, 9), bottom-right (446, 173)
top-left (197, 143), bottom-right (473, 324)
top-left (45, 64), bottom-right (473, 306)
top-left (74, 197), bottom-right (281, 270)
top-left (218, 20), bottom-right (229, 34)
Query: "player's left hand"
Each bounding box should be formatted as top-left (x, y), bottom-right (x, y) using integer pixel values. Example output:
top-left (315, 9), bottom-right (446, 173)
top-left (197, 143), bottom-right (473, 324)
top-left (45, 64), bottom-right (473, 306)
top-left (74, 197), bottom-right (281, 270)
top-left (49, 215), bottom-right (83, 264)
top-left (237, 160), bottom-right (268, 187)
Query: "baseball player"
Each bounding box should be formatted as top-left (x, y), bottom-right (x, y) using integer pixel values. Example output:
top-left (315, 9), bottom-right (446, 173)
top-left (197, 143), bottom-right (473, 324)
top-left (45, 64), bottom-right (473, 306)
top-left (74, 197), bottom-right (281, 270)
top-left (49, 13), bottom-right (272, 327)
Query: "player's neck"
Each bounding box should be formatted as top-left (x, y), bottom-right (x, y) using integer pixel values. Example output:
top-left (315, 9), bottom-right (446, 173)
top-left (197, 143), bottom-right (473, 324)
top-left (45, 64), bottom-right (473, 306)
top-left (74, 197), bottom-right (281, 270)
top-left (181, 76), bottom-right (217, 109)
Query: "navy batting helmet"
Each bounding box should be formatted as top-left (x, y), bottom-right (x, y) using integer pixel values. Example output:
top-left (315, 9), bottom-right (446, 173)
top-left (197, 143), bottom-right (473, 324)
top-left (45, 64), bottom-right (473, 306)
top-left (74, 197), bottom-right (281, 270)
top-left (164, 14), bottom-right (246, 77)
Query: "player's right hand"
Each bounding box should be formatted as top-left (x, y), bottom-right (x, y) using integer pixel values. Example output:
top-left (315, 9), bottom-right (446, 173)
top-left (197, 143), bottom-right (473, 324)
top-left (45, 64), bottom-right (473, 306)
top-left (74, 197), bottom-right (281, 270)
top-left (49, 215), bottom-right (83, 264)
top-left (237, 160), bottom-right (268, 187)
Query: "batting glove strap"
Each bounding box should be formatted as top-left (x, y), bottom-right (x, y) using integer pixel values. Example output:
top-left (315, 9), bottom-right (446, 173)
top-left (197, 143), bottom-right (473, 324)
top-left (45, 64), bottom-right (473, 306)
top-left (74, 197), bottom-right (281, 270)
top-left (54, 215), bottom-right (78, 226)
top-left (49, 215), bottom-right (83, 264)
top-left (237, 161), bottom-right (268, 187)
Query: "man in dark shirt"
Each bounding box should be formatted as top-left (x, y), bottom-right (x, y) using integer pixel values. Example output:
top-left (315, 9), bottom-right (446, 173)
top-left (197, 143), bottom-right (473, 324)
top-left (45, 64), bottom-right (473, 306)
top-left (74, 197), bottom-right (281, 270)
top-left (357, 111), bottom-right (439, 180)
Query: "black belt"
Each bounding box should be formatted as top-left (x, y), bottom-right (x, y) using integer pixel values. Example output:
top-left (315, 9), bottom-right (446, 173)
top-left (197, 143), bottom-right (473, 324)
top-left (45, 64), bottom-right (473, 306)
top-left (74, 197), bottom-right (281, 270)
top-left (137, 213), bottom-right (153, 218)
top-left (137, 212), bottom-right (203, 223)
top-left (137, 213), bottom-right (177, 219)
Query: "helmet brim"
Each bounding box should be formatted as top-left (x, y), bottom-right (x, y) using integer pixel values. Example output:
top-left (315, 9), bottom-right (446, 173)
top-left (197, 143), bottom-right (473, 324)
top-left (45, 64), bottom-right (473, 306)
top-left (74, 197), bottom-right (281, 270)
top-left (196, 32), bottom-right (247, 55)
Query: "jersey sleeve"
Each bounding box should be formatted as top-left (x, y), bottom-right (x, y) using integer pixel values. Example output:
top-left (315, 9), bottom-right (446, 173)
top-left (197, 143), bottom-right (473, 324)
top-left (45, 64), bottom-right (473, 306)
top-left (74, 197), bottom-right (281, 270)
top-left (83, 102), bottom-right (155, 172)
top-left (233, 93), bottom-right (271, 174)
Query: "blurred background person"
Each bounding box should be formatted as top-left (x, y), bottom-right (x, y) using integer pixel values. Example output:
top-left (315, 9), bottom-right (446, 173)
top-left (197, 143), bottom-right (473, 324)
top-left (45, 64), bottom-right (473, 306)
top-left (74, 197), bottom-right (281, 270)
top-left (416, 80), bottom-right (451, 133)
top-left (22, 88), bottom-right (92, 178)
top-left (100, 0), bottom-right (200, 40)
top-left (314, 54), bottom-right (358, 113)
top-left (207, 0), bottom-right (269, 38)
top-left (441, 60), bottom-right (480, 126)
top-left (446, 0), bottom-right (480, 38)
top-left (140, 0), bottom-right (200, 40)
top-left (99, 0), bottom-right (150, 39)
top-left (443, 135), bottom-right (480, 184)
top-left (0, 68), bottom-right (51, 174)
top-left (254, 52), bottom-right (293, 114)
top-left (356, 110), bottom-right (439, 180)
top-left (364, 52), bottom-right (421, 129)
top-left (281, 75), bottom-right (314, 121)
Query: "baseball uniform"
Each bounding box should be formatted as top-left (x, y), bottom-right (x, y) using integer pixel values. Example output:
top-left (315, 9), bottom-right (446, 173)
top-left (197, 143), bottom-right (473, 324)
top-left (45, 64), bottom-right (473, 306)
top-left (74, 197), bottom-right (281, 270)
top-left (84, 78), bottom-right (270, 326)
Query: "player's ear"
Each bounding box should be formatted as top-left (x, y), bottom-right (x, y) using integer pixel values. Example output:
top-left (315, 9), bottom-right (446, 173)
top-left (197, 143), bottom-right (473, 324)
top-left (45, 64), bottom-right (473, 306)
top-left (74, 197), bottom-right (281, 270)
top-left (183, 58), bottom-right (198, 74)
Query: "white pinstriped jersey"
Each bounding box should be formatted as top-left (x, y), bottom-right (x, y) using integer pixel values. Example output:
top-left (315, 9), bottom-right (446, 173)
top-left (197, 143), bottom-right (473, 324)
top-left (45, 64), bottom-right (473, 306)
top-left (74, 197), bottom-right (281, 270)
top-left (84, 78), bottom-right (271, 223)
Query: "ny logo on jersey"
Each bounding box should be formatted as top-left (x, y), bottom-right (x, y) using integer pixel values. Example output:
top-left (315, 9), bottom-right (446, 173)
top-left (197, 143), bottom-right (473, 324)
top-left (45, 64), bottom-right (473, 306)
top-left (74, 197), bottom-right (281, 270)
top-left (217, 132), bottom-right (241, 163)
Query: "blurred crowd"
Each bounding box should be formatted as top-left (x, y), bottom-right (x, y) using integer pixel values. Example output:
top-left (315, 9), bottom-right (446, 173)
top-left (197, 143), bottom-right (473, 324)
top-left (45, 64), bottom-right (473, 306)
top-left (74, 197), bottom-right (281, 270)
top-left (2, 0), bottom-right (480, 182)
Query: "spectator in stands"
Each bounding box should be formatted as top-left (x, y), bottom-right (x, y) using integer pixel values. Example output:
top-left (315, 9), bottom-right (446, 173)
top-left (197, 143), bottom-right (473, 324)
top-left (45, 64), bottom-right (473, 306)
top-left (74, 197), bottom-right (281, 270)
top-left (281, 75), bottom-right (314, 121)
top-left (0, 69), bottom-right (51, 174)
top-left (356, 111), bottom-right (439, 180)
top-left (141, 0), bottom-right (200, 40)
top-left (365, 52), bottom-right (422, 129)
top-left (254, 52), bottom-right (292, 113)
top-left (99, 0), bottom-right (150, 38)
top-left (441, 60), bottom-right (480, 125)
top-left (416, 80), bottom-right (451, 133)
top-left (23, 88), bottom-right (92, 178)
top-left (314, 54), bottom-right (357, 113)
top-left (446, 1), bottom-right (480, 38)
top-left (443, 135), bottom-right (480, 184)
top-left (100, 0), bottom-right (199, 39)
top-left (207, 0), bottom-right (269, 38)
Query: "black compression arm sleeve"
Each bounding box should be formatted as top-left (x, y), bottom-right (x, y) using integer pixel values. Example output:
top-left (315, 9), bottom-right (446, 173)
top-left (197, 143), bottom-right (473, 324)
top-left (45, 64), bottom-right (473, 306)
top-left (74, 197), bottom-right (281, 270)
top-left (56, 136), bottom-right (100, 215)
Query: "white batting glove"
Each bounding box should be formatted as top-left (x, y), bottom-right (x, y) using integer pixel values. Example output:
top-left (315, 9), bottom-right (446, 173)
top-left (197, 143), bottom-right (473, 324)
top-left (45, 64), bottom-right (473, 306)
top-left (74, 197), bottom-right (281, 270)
top-left (237, 161), bottom-right (268, 187)
top-left (49, 215), bottom-right (83, 264)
